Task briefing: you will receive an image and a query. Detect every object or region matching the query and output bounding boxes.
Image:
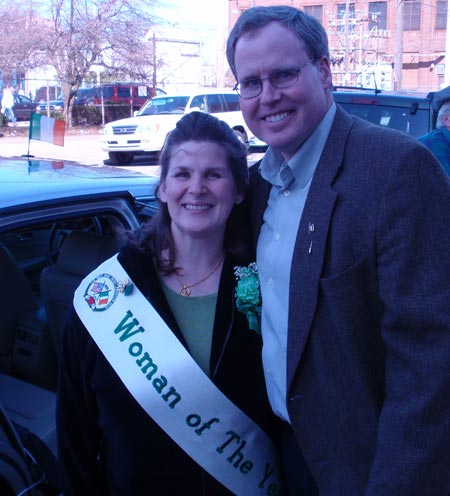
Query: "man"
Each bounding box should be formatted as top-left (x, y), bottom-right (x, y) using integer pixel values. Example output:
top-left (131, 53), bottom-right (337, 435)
top-left (419, 99), bottom-right (450, 175)
top-left (1, 86), bottom-right (16, 125)
top-left (226, 6), bottom-right (450, 495)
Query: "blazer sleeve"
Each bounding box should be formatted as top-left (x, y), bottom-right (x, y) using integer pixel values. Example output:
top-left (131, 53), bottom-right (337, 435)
top-left (364, 140), bottom-right (450, 494)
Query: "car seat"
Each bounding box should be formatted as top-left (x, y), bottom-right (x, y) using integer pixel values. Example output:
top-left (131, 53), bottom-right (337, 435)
top-left (0, 392), bottom-right (61, 494)
top-left (0, 243), bottom-right (41, 374)
top-left (40, 230), bottom-right (117, 360)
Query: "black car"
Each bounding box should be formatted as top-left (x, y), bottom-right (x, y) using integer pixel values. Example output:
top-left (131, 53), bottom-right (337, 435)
top-left (36, 87), bottom-right (98, 114)
top-left (0, 93), bottom-right (37, 121)
top-left (0, 157), bottom-right (158, 495)
top-left (333, 85), bottom-right (450, 137)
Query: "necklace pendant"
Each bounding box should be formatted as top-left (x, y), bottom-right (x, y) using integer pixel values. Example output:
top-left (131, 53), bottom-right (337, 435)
top-left (180, 285), bottom-right (191, 297)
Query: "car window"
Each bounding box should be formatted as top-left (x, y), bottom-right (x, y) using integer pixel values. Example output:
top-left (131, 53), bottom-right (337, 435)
top-left (117, 87), bottom-right (131, 98)
top-left (102, 87), bottom-right (114, 99)
top-left (137, 86), bottom-right (150, 98)
top-left (206, 94), bottom-right (224, 113)
top-left (15, 94), bottom-right (33, 104)
top-left (337, 101), bottom-right (430, 137)
top-left (138, 96), bottom-right (189, 116)
top-left (222, 93), bottom-right (241, 112)
top-left (190, 95), bottom-right (206, 110)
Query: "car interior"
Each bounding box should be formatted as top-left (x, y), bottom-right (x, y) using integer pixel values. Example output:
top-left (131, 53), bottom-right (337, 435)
top-left (0, 210), bottom-right (147, 465)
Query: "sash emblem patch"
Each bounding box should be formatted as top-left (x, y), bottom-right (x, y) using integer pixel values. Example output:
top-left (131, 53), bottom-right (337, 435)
top-left (84, 273), bottom-right (118, 311)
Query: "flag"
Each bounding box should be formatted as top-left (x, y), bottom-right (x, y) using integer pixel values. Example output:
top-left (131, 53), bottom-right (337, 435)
top-left (29, 112), bottom-right (65, 147)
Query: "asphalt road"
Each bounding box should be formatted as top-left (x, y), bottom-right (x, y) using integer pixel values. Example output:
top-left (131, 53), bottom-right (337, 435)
top-left (0, 125), bottom-right (264, 176)
top-left (1, 128), bottom-right (120, 165)
top-left (0, 128), bottom-right (162, 176)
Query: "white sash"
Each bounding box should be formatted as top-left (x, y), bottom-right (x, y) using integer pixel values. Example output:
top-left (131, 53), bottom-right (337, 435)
top-left (73, 255), bottom-right (282, 495)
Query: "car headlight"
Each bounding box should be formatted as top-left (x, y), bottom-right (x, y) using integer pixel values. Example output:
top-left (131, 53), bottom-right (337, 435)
top-left (103, 125), bottom-right (113, 135)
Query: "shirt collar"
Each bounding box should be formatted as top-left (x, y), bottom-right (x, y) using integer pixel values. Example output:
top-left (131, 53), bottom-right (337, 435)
top-left (260, 103), bottom-right (337, 189)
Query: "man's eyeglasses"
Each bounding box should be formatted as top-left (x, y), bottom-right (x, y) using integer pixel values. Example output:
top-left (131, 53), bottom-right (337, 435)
top-left (233, 59), bottom-right (316, 99)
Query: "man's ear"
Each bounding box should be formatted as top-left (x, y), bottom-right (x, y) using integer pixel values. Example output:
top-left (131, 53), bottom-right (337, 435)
top-left (317, 57), bottom-right (332, 85)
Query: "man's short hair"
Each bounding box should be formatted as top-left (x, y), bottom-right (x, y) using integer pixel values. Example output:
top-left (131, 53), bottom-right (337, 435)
top-left (226, 6), bottom-right (330, 79)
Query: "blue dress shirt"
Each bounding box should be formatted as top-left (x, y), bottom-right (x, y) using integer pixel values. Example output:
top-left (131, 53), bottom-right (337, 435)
top-left (257, 104), bottom-right (336, 422)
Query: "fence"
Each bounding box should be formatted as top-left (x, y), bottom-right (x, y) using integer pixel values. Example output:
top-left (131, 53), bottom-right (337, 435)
top-left (16, 77), bottom-right (157, 126)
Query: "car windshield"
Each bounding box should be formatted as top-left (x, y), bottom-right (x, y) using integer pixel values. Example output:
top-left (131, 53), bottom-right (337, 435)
top-left (137, 96), bottom-right (190, 116)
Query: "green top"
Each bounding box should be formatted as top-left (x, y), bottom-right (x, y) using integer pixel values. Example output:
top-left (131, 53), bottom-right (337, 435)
top-left (162, 283), bottom-right (218, 377)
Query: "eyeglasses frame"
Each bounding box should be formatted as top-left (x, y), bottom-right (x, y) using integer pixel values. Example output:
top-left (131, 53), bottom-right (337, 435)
top-left (233, 58), bottom-right (317, 99)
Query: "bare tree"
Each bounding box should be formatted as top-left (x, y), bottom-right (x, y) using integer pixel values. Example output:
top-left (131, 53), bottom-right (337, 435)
top-left (0, 1), bottom-right (48, 85)
top-left (40, 0), bottom-right (160, 127)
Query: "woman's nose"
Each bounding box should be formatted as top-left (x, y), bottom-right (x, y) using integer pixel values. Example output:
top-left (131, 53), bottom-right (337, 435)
top-left (188, 175), bottom-right (207, 194)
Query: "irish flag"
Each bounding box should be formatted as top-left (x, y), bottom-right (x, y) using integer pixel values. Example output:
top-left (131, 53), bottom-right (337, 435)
top-left (29, 112), bottom-right (65, 147)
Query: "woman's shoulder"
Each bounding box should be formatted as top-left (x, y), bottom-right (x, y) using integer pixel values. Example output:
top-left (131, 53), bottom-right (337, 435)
top-left (118, 242), bottom-right (155, 276)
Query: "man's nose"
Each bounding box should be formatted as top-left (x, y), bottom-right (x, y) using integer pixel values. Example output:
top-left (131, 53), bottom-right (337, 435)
top-left (259, 79), bottom-right (282, 104)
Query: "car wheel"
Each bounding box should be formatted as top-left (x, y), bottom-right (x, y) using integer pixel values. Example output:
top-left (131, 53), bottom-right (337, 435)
top-left (108, 152), bottom-right (133, 165)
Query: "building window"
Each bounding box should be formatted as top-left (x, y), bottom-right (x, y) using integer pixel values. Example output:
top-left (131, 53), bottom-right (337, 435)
top-left (436, 0), bottom-right (447, 29)
top-left (304, 5), bottom-right (323, 24)
top-left (404, 0), bottom-right (421, 31)
top-left (337, 3), bottom-right (355, 31)
top-left (368, 1), bottom-right (387, 30)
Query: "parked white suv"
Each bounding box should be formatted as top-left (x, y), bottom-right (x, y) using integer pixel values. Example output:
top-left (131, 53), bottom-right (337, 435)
top-left (100, 89), bottom-right (259, 164)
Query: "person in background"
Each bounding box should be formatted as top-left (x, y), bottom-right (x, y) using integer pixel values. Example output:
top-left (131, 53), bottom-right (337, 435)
top-left (1, 86), bottom-right (16, 124)
top-left (57, 111), bottom-right (281, 495)
top-left (418, 99), bottom-right (450, 175)
top-left (232, 124), bottom-right (250, 154)
top-left (226, 5), bottom-right (450, 495)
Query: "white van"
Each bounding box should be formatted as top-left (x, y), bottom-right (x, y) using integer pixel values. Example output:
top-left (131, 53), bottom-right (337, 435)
top-left (100, 89), bottom-right (259, 165)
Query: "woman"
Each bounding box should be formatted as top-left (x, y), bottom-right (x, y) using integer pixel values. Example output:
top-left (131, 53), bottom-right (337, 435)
top-left (57, 111), bottom-right (279, 495)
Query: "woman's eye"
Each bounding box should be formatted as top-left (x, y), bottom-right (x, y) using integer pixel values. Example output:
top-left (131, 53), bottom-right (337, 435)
top-left (207, 171), bottom-right (221, 179)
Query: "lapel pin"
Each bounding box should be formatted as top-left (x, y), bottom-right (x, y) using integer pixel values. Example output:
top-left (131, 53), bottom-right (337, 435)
top-left (118, 278), bottom-right (134, 296)
top-left (308, 222), bottom-right (315, 254)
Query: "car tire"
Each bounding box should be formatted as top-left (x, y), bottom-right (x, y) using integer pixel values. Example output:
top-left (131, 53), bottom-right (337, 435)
top-left (108, 152), bottom-right (133, 165)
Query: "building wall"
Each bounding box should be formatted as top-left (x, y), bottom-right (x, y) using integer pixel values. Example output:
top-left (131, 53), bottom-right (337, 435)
top-left (228, 0), bottom-right (447, 92)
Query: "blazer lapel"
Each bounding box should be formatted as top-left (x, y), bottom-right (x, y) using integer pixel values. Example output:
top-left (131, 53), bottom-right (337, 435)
top-left (287, 108), bottom-right (353, 388)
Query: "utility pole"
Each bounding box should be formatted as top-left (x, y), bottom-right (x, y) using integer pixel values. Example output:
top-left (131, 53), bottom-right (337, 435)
top-left (394, 0), bottom-right (404, 90)
top-left (152, 32), bottom-right (157, 89)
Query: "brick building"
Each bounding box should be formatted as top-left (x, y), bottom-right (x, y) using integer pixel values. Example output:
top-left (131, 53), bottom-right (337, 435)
top-left (228, 0), bottom-right (448, 92)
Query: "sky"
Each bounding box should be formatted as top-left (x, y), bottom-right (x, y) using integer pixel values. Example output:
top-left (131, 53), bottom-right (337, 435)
top-left (152, 0), bottom-right (230, 87)
top-left (154, 0), bottom-right (226, 35)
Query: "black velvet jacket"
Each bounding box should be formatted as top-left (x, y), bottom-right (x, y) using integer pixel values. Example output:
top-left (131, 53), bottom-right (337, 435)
top-left (57, 243), bottom-right (277, 495)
